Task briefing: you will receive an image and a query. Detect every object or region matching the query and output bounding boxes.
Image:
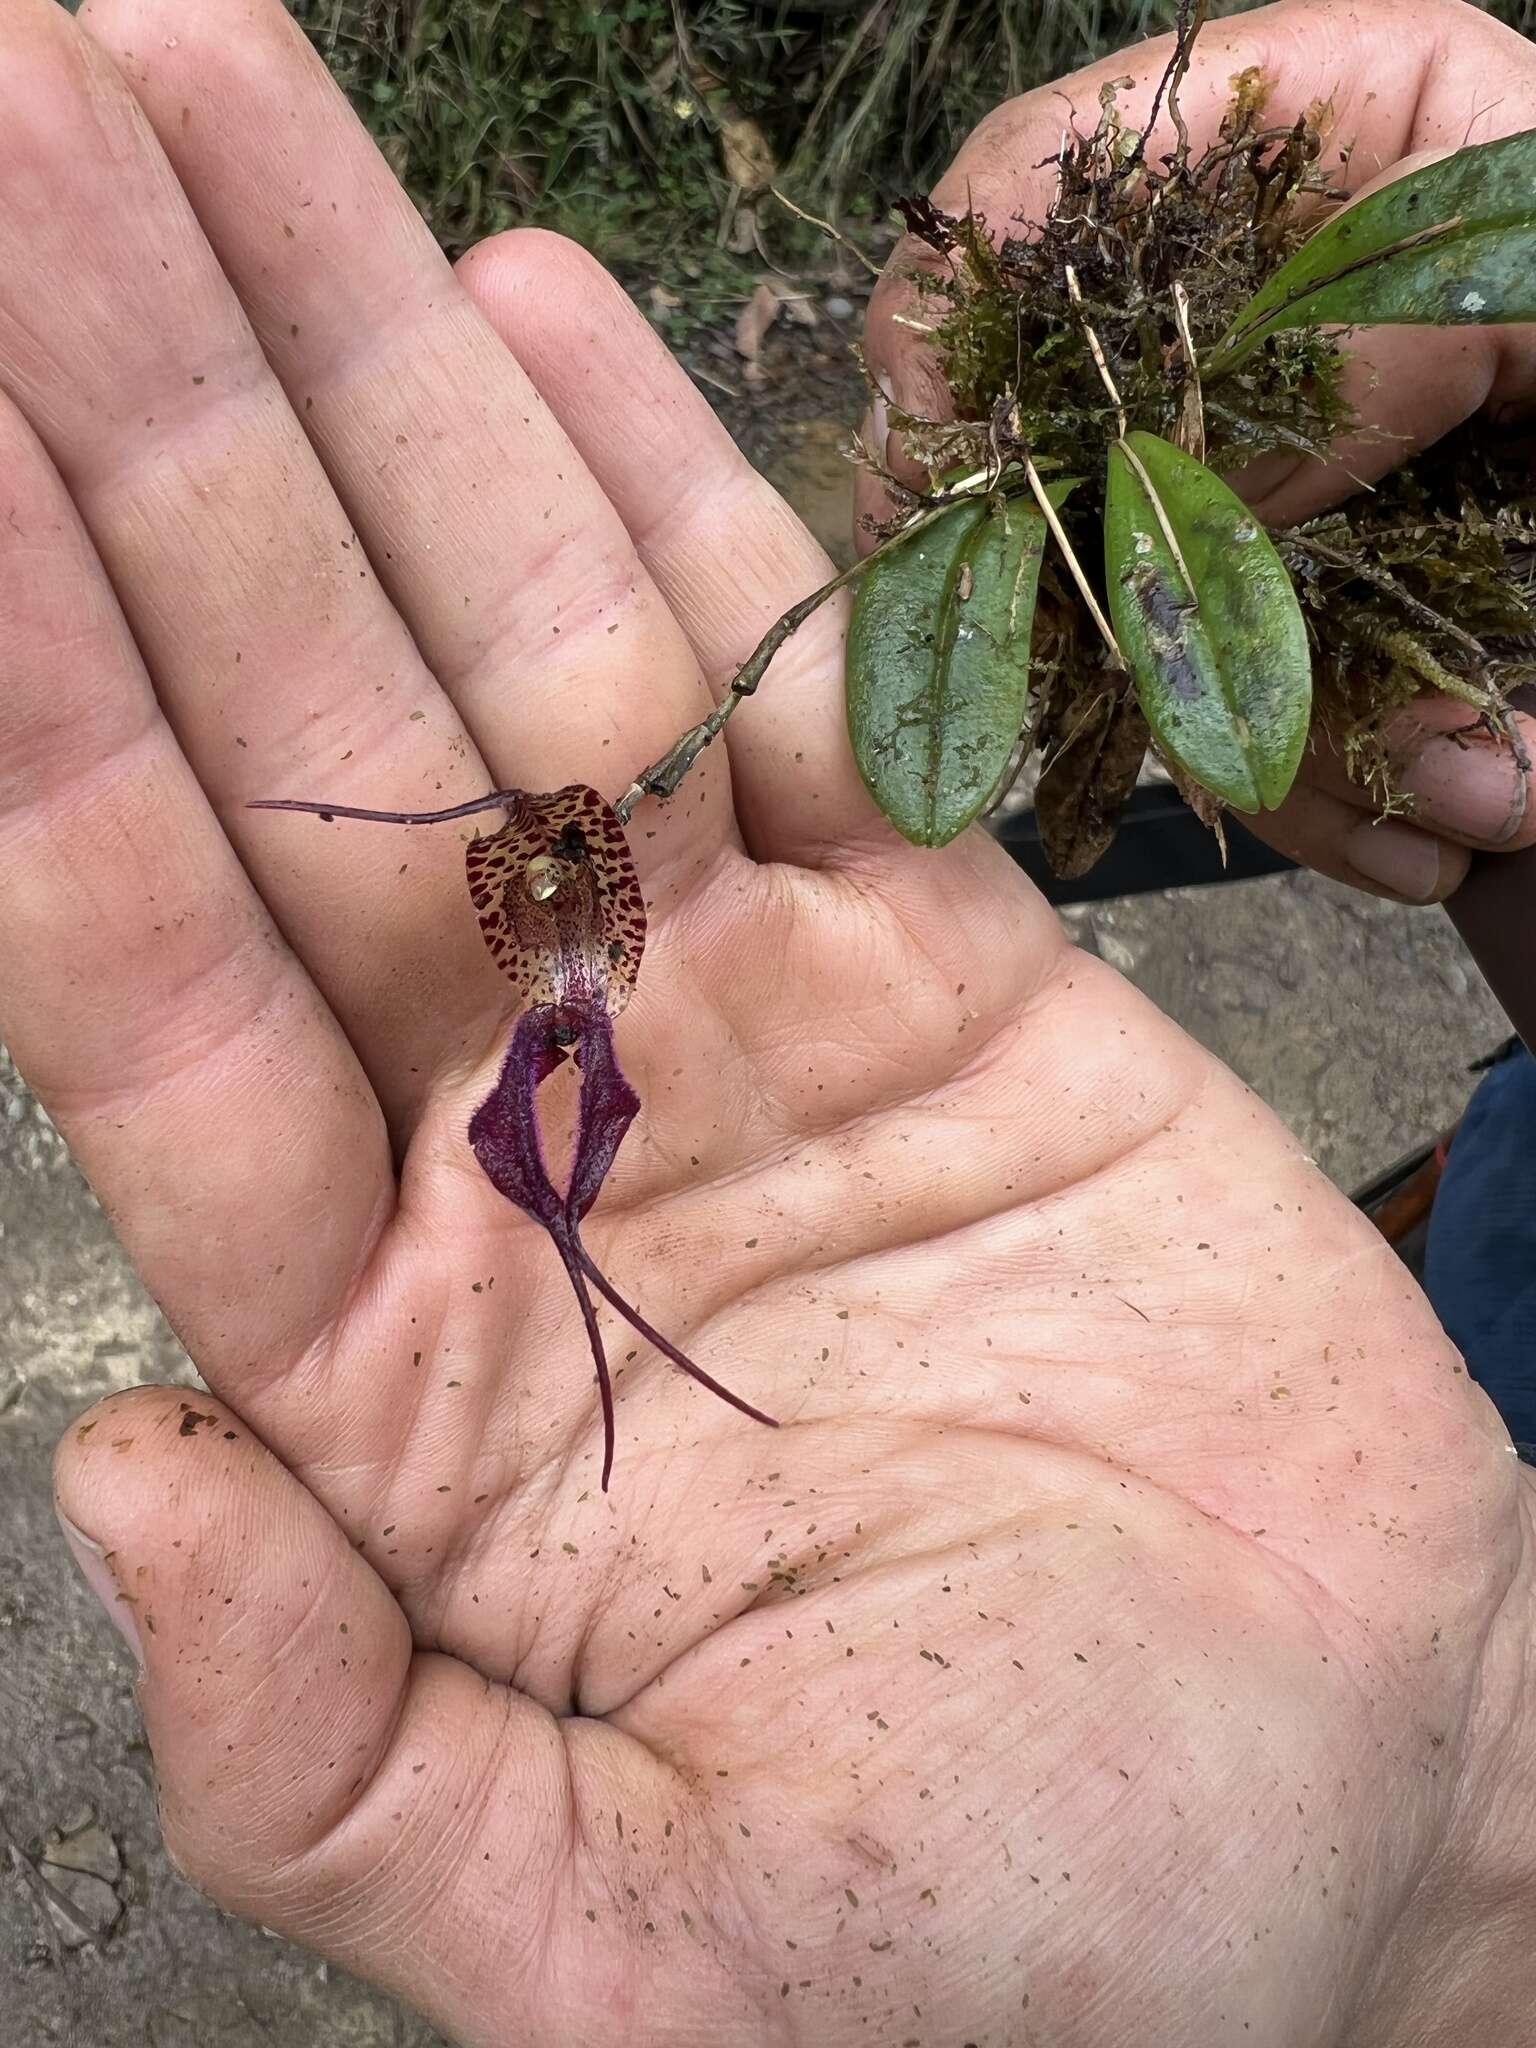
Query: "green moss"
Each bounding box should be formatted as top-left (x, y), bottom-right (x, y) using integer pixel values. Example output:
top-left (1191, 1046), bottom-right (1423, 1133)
top-left (888, 72), bottom-right (1353, 510)
top-left (1285, 427), bottom-right (1536, 792)
top-left (871, 52), bottom-right (1536, 859)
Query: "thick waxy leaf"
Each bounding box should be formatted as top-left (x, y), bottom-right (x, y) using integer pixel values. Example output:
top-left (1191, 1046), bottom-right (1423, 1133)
top-left (1212, 127), bottom-right (1536, 369)
top-left (1105, 432), bottom-right (1311, 814)
top-left (847, 484), bottom-right (1068, 846)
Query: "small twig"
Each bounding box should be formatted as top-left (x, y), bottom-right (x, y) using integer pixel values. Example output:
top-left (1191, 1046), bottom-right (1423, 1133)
top-left (749, 203), bottom-right (809, 286)
top-left (768, 186), bottom-right (882, 279)
top-left (1064, 264), bottom-right (1127, 440)
top-left (688, 363), bottom-right (742, 400)
top-left (1164, 0), bottom-right (1204, 163)
top-left (1170, 279), bottom-right (1206, 462)
top-left (1288, 532), bottom-right (1488, 658)
top-left (613, 559), bottom-right (859, 820)
top-left (1115, 435), bottom-right (1198, 600)
top-left (1040, 687), bottom-right (1114, 775)
top-left (1203, 397), bottom-right (1335, 461)
top-left (1124, 0), bottom-right (1204, 176)
top-left (1020, 455), bottom-right (1125, 668)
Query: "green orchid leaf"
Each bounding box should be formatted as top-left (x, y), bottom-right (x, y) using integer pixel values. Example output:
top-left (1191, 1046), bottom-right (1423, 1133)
top-left (1210, 127), bottom-right (1536, 371)
top-left (847, 482), bottom-right (1070, 847)
top-left (1104, 432), bottom-right (1311, 814)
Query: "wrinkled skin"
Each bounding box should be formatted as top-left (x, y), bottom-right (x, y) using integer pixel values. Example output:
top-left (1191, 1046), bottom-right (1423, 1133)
top-left (1, 1), bottom-right (1532, 2042)
top-left (861, 0), bottom-right (1536, 908)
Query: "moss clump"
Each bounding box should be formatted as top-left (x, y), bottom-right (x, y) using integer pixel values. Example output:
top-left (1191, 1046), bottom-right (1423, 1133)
top-left (870, 38), bottom-right (1536, 872)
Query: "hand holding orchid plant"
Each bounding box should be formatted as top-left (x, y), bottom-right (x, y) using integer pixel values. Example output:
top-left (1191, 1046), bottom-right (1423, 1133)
top-left (5, 2), bottom-right (1536, 2045)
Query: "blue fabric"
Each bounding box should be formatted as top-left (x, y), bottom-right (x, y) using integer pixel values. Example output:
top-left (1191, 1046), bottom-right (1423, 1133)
top-left (1424, 1043), bottom-right (1536, 1453)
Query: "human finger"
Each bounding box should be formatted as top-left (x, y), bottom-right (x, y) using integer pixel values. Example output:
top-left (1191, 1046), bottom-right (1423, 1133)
top-left (0, 393), bottom-right (388, 1378)
top-left (0, 0), bottom-right (513, 1124)
top-left (1250, 778), bottom-right (1469, 901)
top-left (457, 229), bottom-right (892, 865)
top-left (54, 1384), bottom-right (732, 2048)
top-left (1296, 699), bottom-right (1536, 855)
top-left (81, 0), bottom-right (735, 885)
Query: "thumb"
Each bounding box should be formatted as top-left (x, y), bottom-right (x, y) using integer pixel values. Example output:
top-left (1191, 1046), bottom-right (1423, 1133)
top-left (856, 76), bottom-right (1077, 551)
top-left (1243, 146), bottom-right (1536, 528)
top-left (854, 256), bottom-right (956, 551)
top-left (52, 1386), bottom-right (591, 2046)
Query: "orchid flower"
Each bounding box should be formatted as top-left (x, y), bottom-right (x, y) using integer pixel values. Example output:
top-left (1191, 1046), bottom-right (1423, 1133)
top-left (251, 783), bottom-right (776, 1487)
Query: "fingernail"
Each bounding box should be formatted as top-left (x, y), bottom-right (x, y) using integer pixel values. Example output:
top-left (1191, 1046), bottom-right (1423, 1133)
top-left (863, 391), bottom-right (889, 460)
top-left (1343, 819), bottom-right (1446, 902)
top-left (56, 1507), bottom-right (145, 1673)
top-left (1401, 731), bottom-right (1527, 846)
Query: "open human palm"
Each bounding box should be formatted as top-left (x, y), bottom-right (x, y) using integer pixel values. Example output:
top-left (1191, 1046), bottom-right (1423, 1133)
top-left (0, 1), bottom-right (1529, 2043)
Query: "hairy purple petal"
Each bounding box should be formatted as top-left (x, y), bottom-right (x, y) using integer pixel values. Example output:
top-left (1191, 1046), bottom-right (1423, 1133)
top-left (470, 998), bottom-right (775, 1489)
top-left (467, 1006), bottom-right (569, 1230)
top-left (567, 1008), bottom-right (640, 1221)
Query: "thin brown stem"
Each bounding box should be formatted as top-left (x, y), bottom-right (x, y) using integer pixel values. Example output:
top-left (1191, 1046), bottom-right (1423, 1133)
top-left (1165, 0), bottom-right (1204, 163)
top-left (1287, 532), bottom-right (1488, 658)
top-left (613, 481), bottom-right (995, 820)
top-left (247, 790), bottom-right (530, 826)
top-left (768, 186), bottom-right (883, 278)
top-left (1124, 0), bottom-right (1205, 177)
top-left (1064, 264), bottom-right (1127, 439)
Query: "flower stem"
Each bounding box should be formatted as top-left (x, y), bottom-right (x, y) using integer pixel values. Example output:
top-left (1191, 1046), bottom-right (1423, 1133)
top-left (247, 790), bottom-right (530, 826)
top-left (613, 480), bottom-right (999, 821)
top-left (768, 185), bottom-right (883, 278)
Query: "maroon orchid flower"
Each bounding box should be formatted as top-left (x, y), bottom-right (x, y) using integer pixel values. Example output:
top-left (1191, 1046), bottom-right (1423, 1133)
top-left (250, 783), bottom-right (776, 1487)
